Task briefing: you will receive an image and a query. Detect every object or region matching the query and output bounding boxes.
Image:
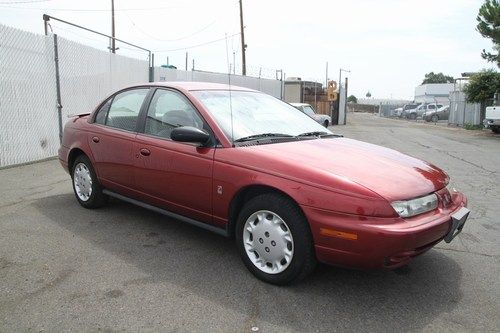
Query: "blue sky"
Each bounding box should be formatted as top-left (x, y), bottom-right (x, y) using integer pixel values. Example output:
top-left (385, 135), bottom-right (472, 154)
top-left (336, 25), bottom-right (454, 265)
top-left (0, 0), bottom-right (496, 99)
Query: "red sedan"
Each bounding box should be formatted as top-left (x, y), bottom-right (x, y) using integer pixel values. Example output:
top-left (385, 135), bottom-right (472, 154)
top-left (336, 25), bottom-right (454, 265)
top-left (59, 82), bottom-right (469, 285)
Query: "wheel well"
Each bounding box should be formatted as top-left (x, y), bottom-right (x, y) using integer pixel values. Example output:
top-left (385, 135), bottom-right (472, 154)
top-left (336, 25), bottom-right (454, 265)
top-left (68, 148), bottom-right (86, 172)
top-left (227, 185), bottom-right (301, 238)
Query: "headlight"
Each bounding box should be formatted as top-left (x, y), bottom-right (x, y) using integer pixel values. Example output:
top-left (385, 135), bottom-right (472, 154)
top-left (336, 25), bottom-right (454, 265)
top-left (391, 193), bottom-right (438, 218)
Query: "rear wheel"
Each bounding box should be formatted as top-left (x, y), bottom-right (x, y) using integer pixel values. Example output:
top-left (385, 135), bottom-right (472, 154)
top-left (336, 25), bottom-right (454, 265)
top-left (72, 155), bottom-right (108, 208)
top-left (324, 120), bottom-right (329, 128)
top-left (431, 115), bottom-right (439, 122)
top-left (409, 113), bottom-right (417, 120)
top-left (235, 193), bottom-right (316, 285)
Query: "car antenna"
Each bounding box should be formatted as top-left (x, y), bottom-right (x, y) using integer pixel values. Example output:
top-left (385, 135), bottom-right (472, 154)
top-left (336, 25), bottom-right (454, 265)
top-left (225, 33), bottom-right (235, 147)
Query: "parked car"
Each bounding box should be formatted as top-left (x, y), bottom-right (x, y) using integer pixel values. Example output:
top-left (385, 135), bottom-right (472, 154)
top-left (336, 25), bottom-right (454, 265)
top-left (484, 106), bottom-right (500, 133)
top-left (393, 107), bottom-right (403, 117)
top-left (423, 105), bottom-right (450, 122)
top-left (407, 103), bottom-right (443, 120)
top-left (59, 82), bottom-right (469, 285)
top-left (400, 103), bottom-right (420, 118)
top-left (290, 103), bottom-right (331, 127)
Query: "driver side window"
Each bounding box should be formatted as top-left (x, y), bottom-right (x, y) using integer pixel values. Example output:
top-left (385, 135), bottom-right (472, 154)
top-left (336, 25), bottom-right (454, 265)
top-left (145, 89), bottom-right (204, 140)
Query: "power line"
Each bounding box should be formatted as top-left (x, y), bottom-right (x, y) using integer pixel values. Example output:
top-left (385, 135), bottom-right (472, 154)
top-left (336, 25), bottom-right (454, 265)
top-left (0, 0), bottom-right (50, 4)
top-left (0, 4), bottom-right (181, 11)
top-left (155, 32), bottom-right (241, 52)
top-left (123, 11), bottom-right (216, 42)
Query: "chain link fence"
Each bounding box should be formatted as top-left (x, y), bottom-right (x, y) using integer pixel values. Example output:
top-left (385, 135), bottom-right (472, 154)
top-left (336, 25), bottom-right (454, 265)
top-left (449, 90), bottom-right (483, 126)
top-left (0, 24), bottom-right (59, 167)
top-left (0, 24), bottom-right (149, 167)
top-left (155, 68), bottom-right (283, 99)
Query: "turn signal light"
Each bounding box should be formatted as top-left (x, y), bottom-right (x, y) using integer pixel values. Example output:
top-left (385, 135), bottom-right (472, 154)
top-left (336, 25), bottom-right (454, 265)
top-left (320, 228), bottom-right (358, 240)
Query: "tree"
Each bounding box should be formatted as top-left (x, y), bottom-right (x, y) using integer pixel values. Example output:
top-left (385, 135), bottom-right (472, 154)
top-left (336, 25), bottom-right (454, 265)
top-left (365, 91), bottom-right (372, 98)
top-left (476, 0), bottom-right (500, 66)
top-left (463, 69), bottom-right (500, 121)
top-left (347, 95), bottom-right (358, 103)
top-left (421, 72), bottom-right (454, 84)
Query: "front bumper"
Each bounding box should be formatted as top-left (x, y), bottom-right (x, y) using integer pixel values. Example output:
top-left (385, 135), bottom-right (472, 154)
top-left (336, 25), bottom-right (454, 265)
top-left (303, 190), bottom-right (468, 269)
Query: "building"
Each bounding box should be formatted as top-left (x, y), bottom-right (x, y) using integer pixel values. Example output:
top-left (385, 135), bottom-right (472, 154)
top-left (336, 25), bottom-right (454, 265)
top-left (283, 78), bottom-right (323, 103)
top-left (414, 83), bottom-right (454, 104)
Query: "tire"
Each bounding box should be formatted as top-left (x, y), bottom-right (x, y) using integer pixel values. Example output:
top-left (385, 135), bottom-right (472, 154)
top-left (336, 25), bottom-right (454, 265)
top-left (324, 120), bottom-right (329, 128)
top-left (431, 115), bottom-right (439, 122)
top-left (492, 126), bottom-right (500, 134)
top-left (409, 113), bottom-right (417, 120)
top-left (71, 154), bottom-right (108, 208)
top-left (235, 193), bottom-right (316, 285)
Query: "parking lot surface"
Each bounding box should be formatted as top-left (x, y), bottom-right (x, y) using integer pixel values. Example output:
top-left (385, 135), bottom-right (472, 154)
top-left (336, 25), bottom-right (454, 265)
top-left (1, 113), bottom-right (499, 332)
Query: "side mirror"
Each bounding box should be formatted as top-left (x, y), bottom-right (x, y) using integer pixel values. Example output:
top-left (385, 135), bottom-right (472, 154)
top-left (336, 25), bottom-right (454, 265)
top-left (171, 126), bottom-right (210, 145)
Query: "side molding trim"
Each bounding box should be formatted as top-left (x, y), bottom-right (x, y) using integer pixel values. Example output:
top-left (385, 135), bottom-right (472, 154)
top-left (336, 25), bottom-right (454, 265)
top-left (103, 189), bottom-right (229, 237)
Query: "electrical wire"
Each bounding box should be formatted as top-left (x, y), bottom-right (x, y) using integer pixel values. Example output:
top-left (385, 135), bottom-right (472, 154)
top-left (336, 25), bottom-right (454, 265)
top-left (0, 4), bottom-right (181, 11)
top-left (0, 0), bottom-right (50, 4)
top-left (123, 11), bottom-right (216, 42)
top-left (154, 32), bottom-right (241, 52)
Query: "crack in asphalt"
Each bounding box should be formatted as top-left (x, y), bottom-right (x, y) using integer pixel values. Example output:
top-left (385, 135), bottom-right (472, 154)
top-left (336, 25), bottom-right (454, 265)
top-left (411, 139), bottom-right (498, 175)
top-left (435, 247), bottom-right (499, 259)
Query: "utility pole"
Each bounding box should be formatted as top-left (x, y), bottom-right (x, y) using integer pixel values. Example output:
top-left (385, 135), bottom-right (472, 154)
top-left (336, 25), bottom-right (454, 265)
top-left (239, 0), bottom-right (246, 76)
top-left (325, 62), bottom-right (328, 89)
top-left (111, 0), bottom-right (116, 53)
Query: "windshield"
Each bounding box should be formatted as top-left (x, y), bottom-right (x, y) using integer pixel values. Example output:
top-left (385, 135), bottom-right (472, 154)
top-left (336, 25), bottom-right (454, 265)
top-left (192, 90), bottom-right (331, 142)
top-left (302, 105), bottom-right (317, 116)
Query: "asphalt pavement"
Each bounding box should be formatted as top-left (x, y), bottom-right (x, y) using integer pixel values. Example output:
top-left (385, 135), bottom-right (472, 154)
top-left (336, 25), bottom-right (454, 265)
top-left (1, 113), bottom-right (499, 332)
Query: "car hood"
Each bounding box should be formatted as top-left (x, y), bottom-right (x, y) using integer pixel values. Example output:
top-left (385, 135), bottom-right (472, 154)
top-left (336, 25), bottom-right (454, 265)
top-left (237, 138), bottom-right (448, 201)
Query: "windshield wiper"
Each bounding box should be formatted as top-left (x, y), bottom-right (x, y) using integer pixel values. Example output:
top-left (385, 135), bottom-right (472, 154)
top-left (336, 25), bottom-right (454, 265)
top-left (234, 133), bottom-right (294, 143)
top-left (297, 131), bottom-right (330, 137)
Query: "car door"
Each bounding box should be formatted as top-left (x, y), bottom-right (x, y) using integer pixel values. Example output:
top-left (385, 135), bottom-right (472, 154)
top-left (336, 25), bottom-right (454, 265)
top-left (133, 88), bottom-right (216, 224)
top-left (88, 88), bottom-right (150, 195)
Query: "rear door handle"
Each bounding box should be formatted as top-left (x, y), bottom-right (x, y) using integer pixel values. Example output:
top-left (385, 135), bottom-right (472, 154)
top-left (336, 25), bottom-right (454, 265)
top-left (92, 136), bottom-right (100, 143)
top-left (140, 148), bottom-right (151, 156)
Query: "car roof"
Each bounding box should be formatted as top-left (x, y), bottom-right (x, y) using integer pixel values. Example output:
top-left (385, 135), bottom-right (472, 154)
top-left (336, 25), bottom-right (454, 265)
top-left (290, 103), bottom-right (311, 107)
top-left (142, 81), bottom-right (258, 92)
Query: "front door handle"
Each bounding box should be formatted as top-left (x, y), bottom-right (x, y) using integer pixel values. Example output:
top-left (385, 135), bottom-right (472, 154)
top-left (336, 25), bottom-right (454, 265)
top-left (140, 148), bottom-right (151, 156)
top-left (92, 136), bottom-right (100, 143)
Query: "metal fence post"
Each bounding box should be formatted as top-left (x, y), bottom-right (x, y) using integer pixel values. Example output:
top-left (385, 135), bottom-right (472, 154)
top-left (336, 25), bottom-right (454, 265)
top-left (149, 52), bottom-right (154, 82)
top-left (53, 34), bottom-right (63, 143)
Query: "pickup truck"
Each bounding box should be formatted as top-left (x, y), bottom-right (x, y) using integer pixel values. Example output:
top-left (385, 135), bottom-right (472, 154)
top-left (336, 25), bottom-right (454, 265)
top-left (484, 106), bottom-right (500, 133)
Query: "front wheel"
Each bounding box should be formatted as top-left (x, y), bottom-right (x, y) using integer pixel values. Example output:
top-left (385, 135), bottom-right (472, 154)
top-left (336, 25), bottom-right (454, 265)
top-left (72, 155), bottom-right (108, 208)
top-left (235, 193), bottom-right (316, 285)
top-left (409, 113), bottom-right (417, 120)
top-left (431, 115), bottom-right (439, 122)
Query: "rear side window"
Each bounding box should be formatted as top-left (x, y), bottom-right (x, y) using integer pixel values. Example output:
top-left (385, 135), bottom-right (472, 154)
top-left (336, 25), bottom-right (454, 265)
top-left (144, 89), bottom-right (204, 140)
top-left (94, 99), bottom-right (111, 125)
top-left (106, 89), bottom-right (149, 132)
